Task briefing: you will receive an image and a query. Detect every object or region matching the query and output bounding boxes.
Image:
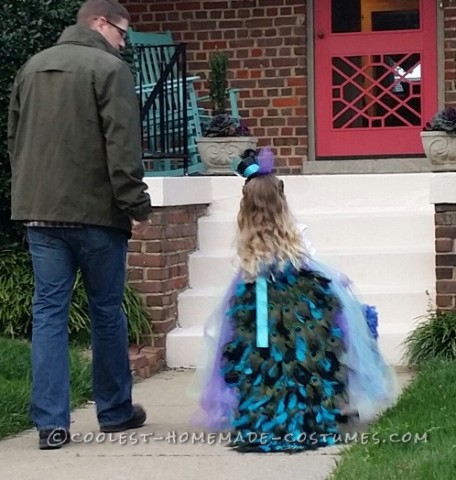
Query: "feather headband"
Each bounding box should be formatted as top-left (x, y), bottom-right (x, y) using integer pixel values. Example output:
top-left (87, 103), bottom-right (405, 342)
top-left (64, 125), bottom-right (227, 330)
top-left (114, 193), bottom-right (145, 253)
top-left (230, 147), bottom-right (275, 182)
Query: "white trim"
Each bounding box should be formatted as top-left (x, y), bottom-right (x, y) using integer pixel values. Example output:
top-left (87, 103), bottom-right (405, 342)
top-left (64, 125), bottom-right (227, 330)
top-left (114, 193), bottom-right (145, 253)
top-left (143, 177), bottom-right (212, 207)
top-left (430, 172), bottom-right (456, 204)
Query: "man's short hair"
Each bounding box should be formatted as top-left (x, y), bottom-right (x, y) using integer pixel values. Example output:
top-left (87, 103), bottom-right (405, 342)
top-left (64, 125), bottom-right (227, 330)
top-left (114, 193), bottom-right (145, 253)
top-left (77, 0), bottom-right (130, 25)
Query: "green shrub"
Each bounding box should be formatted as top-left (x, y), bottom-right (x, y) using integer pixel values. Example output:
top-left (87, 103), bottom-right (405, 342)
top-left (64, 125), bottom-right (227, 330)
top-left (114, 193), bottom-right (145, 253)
top-left (403, 307), bottom-right (456, 366)
top-left (208, 51), bottom-right (229, 114)
top-left (0, 248), bottom-right (152, 344)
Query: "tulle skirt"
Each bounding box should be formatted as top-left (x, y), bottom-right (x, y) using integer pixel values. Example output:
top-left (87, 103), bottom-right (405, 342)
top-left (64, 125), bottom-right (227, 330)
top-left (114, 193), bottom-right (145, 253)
top-left (189, 257), bottom-right (398, 441)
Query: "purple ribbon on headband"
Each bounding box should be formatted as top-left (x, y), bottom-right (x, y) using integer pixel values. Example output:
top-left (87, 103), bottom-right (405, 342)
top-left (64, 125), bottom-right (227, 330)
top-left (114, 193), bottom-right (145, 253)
top-left (257, 147), bottom-right (275, 174)
top-left (231, 146), bottom-right (276, 180)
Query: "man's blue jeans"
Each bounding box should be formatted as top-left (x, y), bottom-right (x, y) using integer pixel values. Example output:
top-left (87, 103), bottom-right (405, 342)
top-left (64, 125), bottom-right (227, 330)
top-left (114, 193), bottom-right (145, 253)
top-left (27, 226), bottom-right (133, 431)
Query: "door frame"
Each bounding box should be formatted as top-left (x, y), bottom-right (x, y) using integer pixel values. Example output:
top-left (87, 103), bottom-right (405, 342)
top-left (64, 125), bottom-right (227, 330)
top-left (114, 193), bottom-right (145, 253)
top-left (304, 0), bottom-right (444, 171)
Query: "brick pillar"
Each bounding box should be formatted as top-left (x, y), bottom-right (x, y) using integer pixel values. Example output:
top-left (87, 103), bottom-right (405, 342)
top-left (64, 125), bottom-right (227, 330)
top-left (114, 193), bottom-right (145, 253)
top-left (435, 204), bottom-right (456, 310)
top-left (127, 204), bottom-right (208, 355)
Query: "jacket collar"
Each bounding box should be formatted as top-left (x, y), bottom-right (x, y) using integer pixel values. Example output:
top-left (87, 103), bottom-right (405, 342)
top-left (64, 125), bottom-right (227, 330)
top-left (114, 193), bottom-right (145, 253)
top-left (57, 24), bottom-right (121, 58)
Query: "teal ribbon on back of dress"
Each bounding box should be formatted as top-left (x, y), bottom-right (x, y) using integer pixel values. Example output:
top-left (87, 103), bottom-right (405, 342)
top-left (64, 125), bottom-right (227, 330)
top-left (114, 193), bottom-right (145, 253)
top-left (255, 275), bottom-right (269, 347)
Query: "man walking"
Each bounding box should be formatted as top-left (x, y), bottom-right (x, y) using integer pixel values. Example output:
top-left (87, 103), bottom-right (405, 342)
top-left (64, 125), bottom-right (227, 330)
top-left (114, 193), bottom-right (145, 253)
top-left (8, 0), bottom-right (151, 449)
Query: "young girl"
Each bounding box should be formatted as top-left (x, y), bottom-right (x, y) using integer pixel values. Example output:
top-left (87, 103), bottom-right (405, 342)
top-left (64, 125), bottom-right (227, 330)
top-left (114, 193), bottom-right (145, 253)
top-left (193, 148), bottom-right (398, 453)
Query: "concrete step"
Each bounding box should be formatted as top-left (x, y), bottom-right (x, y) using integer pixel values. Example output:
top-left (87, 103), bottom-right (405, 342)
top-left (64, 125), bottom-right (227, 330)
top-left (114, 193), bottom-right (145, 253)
top-left (166, 321), bottom-right (416, 368)
top-left (377, 323), bottom-right (421, 367)
top-left (208, 174), bottom-right (433, 214)
top-left (188, 248), bottom-right (435, 289)
top-left (168, 173), bottom-right (435, 368)
top-left (167, 326), bottom-right (204, 369)
top-left (177, 285), bottom-right (433, 329)
top-left (197, 211), bottom-right (435, 251)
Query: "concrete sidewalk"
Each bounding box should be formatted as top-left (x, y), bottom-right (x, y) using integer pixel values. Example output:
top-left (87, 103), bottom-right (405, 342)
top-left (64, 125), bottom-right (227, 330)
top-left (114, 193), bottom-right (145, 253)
top-left (0, 369), bottom-right (412, 480)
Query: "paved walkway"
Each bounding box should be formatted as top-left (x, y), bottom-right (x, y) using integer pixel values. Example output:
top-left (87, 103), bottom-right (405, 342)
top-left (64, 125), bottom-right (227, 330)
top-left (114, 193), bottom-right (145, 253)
top-left (0, 369), bottom-right (412, 480)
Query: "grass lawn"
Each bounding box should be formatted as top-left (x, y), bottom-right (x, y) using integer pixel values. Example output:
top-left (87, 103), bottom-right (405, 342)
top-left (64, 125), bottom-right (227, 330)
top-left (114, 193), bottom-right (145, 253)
top-left (0, 337), bottom-right (92, 439)
top-left (330, 360), bottom-right (456, 479)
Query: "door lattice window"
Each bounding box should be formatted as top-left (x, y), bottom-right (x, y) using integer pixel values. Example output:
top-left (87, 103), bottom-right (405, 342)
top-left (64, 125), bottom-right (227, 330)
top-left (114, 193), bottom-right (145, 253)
top-left (332, 53), bottom-right (421, 129)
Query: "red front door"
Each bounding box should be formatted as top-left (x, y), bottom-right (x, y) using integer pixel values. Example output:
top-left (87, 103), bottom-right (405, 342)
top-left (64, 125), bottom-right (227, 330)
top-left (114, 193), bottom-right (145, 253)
top-left (314, 0), bottom-right (437, 157)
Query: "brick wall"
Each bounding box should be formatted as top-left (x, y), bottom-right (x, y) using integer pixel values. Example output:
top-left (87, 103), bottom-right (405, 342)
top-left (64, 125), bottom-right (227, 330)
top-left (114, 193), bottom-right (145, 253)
top-left (121, 1), bottom-right (456, 168)
top-left (445, 1), bottom-right (456, 104)
top-left (127, 204), bottom-right (208, 351)
top-left (121, 0), bottom-right (308, 173)
top-left (435, 204), bottom-right (456, 310)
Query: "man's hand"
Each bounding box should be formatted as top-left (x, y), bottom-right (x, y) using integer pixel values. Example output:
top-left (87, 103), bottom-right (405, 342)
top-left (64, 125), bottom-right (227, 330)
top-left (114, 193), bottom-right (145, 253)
top-left (132, 218), bottom-right (152, 235)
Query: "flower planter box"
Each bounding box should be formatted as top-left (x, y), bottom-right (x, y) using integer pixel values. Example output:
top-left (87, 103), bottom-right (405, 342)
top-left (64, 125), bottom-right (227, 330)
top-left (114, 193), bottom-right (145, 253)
top-left (196, 137), bottom-right (258, 174)
top-left (421, 131), bottom-right (456, 169)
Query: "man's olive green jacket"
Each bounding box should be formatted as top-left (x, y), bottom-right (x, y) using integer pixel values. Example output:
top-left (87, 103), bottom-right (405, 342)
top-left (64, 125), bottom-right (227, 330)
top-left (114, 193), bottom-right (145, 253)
top-left (8, 24), bottom-right (152, 232)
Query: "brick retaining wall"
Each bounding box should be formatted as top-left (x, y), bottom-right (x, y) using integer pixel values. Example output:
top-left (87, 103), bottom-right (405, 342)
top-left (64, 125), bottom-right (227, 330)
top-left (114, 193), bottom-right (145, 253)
top-left (435, 204), bottom-right (456, 310)
top-left (127, 203), bottom-right (208, 376)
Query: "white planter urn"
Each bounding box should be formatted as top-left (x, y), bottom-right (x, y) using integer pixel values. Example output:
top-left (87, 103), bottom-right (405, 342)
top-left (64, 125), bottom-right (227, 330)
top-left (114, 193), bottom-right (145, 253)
top-left (421, 131), bottom-right (456, 169)
top-left (196, 137), bottom-right (258, 174)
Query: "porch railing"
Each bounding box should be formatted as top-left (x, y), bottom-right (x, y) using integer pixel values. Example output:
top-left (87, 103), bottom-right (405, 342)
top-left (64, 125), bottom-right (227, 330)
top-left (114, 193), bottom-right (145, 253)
top-left (136, 44), bottom-right (190, 176)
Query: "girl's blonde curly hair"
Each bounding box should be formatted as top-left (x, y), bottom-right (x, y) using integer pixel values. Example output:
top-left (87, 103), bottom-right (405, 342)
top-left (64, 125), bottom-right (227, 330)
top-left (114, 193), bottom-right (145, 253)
top-left (236, 174), bottom-right (308, 280)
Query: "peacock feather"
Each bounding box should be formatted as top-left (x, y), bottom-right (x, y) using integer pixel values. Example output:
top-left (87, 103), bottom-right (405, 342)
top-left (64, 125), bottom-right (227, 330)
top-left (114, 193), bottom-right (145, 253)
top-left (221, 263), bottom-right (348, 452)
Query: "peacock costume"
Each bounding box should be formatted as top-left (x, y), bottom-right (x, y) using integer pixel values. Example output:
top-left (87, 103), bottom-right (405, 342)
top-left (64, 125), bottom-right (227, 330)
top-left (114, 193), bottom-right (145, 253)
top-left (191, 149), bottom-right (398, 453)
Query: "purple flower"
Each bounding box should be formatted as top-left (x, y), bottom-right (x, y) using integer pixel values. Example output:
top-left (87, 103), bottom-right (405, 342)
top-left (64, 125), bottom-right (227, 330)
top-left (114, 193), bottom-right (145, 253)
top-left (444, 107), bottom-right (456, 122)
top-left (234, 122), bottom-right (250, 136)
top-left (203, 114), bottom-right (251, 137)
top-left (424, 106), bottom-right (456, 132)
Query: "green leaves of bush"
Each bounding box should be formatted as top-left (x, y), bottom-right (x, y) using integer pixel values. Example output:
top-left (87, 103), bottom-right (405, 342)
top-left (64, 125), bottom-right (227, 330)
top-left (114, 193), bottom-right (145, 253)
top-left (0, 249), bottom-right (33, 337)
top-left (0, 248), bottom-right (152, 344)
top-left (208, 51), bottom-right (229, 114)
top-left (403, 307), bottom-right (456, 366)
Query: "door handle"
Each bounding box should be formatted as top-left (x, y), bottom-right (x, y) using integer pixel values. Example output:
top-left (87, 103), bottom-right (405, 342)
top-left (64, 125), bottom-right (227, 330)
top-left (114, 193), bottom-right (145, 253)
top-left (317, 31), bottom-right (325, 39)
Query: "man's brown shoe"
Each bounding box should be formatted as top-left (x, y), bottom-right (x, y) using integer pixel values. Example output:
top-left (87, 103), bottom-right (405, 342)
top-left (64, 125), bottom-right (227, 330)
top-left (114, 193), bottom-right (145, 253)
top-left (100, 404), bottom-right (147, 433)
top-left (39, 428), bottom-right (71, 450)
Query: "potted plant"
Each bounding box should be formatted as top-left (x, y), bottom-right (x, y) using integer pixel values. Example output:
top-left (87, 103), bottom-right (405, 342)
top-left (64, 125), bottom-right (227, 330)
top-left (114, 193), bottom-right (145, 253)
top-left (196, 51), bottom-right (257, 174)
top-left (421, 107), bottom-right (456, 168)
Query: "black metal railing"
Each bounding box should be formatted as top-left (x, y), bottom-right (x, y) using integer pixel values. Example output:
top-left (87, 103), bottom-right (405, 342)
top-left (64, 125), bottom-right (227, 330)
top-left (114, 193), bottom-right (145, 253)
top-left (135, 43), bottom-right (189, 175)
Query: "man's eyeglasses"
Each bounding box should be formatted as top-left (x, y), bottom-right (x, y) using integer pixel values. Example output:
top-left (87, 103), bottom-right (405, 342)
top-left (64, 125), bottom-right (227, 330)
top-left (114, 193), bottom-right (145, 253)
top-left (105, 19), bottom-right (128, 40)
